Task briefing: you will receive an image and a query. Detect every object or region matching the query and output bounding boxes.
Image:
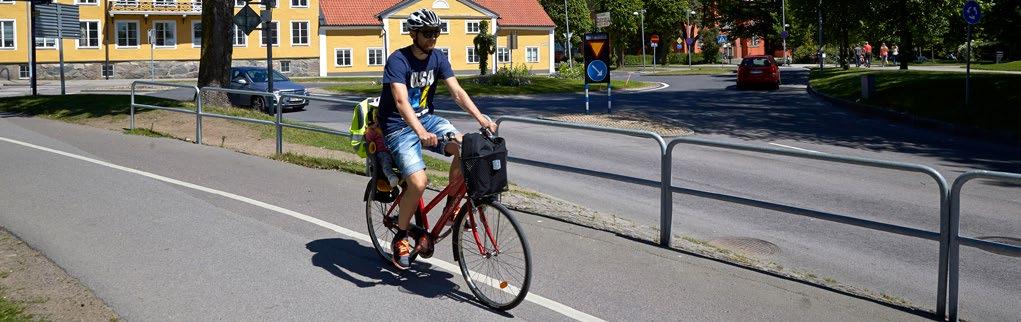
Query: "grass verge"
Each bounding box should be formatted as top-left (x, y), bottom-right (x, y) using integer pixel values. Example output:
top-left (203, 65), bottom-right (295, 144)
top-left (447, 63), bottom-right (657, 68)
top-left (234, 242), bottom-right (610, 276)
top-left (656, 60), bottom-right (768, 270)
top-left (809, 68), bottom-right (1021, 137)
top-left (324, 76), bottom-right (653, 95)
top-left (646, 67), bottom-right (735, 76)
top-left (0, 94), bottom-right (190, 122)
top-left (0, 296), bottom-right (34, 321)
top-left (972, 60), bottom-right (1021, 71)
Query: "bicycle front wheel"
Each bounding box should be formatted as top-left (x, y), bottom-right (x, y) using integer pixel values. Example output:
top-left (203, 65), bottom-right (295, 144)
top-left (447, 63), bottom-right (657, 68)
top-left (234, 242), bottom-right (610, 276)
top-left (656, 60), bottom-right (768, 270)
top-left (454, 201), bottom-right (532, 310)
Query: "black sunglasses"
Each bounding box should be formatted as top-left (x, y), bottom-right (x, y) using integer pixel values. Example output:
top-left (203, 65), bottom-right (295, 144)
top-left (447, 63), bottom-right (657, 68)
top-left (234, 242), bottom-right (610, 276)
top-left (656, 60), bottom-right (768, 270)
top-left (418, 29), bottom-right (441, 39)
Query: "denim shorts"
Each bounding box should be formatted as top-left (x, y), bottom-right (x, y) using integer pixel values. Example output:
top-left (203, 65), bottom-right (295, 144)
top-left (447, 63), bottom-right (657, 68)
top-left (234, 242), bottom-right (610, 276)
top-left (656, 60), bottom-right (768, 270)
top-left (384, 114), bottom-right (459, 178)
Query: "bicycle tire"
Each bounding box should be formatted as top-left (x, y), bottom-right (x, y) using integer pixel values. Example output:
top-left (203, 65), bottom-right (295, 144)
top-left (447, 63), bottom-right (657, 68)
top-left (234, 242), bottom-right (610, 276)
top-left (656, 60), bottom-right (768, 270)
top-left (453, 201), bottom-right (532, 310)
top-left (365, 181), bottom-right (399, 264)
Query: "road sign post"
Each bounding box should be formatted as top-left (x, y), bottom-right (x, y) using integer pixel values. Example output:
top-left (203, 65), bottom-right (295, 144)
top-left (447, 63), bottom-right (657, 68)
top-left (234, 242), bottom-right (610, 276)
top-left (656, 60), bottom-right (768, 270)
top-left (962, 0), bottom-right (980, 109)
top-left (584, 32), bottom-right (611, 114)
top-left (650, 35), bottom-right (659, 66)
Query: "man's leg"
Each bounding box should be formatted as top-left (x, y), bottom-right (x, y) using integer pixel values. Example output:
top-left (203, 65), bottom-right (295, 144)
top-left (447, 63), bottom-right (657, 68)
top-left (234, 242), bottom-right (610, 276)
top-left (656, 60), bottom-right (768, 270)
top-left (398, 170), bottom-right (428, 231)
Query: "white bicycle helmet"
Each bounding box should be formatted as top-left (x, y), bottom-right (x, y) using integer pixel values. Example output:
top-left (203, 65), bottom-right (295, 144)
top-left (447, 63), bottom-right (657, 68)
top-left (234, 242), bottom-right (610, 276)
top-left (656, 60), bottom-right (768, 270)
top-left (406, 9), bottom-right (443, 31)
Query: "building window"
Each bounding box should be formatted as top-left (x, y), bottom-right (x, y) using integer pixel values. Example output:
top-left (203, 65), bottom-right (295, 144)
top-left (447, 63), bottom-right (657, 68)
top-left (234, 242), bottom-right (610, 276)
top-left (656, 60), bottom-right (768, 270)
top-left (290, 21), bottom-right (308, 45)
top-left (18, 65), bottom-right (29, 79)
top-left (0, 20), bottom-right (15, 49)
top-left (116, 21), bottom-right (139, 47)
top-left (233, 25), bottom-right (247, 47)
top-left (154, 0), bottom-right (173, 6)
top-left (751, 36), bottom-right (760, 47)
top-left (152, 21), bottom-right (176, 47)
top-left (190, 20), bottom-right (201, 47)
top-left (35, 37), bottom-right (57, 49)
top-left (290, 0), bottom-right (307, 7)
top-left (402, 21), bottom-right (447, 34)
top-left (102, 64), bottom-right (114, 77)
top-left (466, 21), bottom-right (479, 34)
top-left (78, 21), bottom-right (100, 48)
top-left (280, 60), bottom-right (290, 73)
top-left (496, 47), bottom-right (510, 63)
top-left (401, 22), bottom-right (409, 34)
top-left (335, 48), bottom-right (352, 66)
top-left (466, 47), bottom-right (479, 64)
top-left (234, 0), bottom-right (245, 7)
top-left (260, 21), bottom-right (278, 46)
top-left (526, 47), bottom-right (539, 63)
top-left (0, 0), bottom-right (15, 3)
top-left (367, 48), bottom-right (384, 66)
top-left (75, 0), bottom-right (98, 4)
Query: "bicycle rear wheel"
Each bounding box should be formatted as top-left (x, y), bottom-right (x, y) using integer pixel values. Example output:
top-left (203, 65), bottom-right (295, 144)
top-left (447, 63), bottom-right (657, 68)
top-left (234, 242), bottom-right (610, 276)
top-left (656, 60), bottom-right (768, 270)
top-left (454, 201), bottom-right (532, 310)
top-left (365, 182), bottom-right (399, 263)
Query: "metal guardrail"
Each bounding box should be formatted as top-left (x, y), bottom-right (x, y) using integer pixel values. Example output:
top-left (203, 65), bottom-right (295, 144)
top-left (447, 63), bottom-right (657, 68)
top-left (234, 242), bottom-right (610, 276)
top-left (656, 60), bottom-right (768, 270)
top-left (130, 81), bottom-right (200, 140)
top-left (948, 170), bottom-right (1021, 321)
top-left (662, 136), bottom-right (952, 317)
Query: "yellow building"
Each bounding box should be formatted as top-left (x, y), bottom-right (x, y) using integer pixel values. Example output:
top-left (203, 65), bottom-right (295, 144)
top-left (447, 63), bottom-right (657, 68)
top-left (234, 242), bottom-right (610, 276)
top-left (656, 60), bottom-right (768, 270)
top-left (0, 0), bottom-right (553, 79)
top-left (319, 0), bottom-right (555, 76)
top-left (0, 0), bottom-right (320, 79)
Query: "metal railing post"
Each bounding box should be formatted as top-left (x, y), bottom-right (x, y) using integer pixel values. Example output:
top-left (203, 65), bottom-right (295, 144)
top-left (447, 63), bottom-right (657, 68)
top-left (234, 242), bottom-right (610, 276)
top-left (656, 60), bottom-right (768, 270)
top-left (130, 82), bottom-right (136, 130)
top-left (194, 85), bottom-right (202, 144)
top-left (660, 146), bottom-right (672, 246)
top-left (937, 182), bottom-right (950, 318)
top-left (275, 93), bottom-right (283, 155)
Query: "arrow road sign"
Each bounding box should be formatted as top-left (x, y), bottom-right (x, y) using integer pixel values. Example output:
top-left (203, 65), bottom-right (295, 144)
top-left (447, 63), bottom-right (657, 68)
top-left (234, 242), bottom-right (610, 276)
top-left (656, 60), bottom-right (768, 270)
top-left (963, 0), bottom-right (981, 25)
top-left (587, 60), bottom-right (607, 82)
top-left (234, 5), bottom-right (261, 35)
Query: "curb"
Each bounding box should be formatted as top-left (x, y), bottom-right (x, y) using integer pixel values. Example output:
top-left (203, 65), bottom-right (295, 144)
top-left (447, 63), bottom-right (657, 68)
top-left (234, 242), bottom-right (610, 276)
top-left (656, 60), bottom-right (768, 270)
top-left (806, 83), bottom-right (1020, 145)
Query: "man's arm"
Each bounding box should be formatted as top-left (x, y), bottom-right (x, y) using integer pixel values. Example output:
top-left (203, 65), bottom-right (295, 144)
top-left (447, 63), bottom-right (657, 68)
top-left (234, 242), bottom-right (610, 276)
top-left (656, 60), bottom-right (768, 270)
top-left (391, 82), bottom-right (438, 147)
top-left (444, 76), bottom-right (497, 133)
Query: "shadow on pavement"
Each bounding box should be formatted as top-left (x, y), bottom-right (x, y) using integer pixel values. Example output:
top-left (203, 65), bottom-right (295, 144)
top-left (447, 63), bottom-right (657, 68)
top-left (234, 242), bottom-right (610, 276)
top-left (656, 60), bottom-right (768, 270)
top-left (305, 238), bottom-right (512, 317)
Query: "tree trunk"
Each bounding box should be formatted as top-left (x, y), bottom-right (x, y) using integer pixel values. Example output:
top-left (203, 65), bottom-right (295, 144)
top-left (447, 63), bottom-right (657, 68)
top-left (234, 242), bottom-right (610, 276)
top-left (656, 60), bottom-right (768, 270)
top-left (198, 0), bottom-right (234, 107)
top-left (840, 27), bottom-right (850, 70)
top-left (897, 0), bottom-right (911, 70)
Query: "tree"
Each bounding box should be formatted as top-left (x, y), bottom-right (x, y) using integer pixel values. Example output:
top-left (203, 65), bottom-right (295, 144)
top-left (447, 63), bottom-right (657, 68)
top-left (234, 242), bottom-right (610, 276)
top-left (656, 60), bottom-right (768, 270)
top-left (592, 0), bottom-right (644, 67)
top-left (644, 0), bottom-right (691, 64)
top-left (197, 0), bottom-right (235, 106)
top-left (539, 0), bottom-right (593, 61)
top-left (700, 27), bottom-right (722, 63)
top-left (474, 20), bottom-right (496, 75)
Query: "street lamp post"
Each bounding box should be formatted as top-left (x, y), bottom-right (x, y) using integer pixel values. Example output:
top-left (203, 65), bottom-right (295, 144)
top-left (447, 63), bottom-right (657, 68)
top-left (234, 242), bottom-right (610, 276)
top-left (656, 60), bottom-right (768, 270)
top-left (818, 0), bottom-right (823, 69)
top-left (781, 0), bottom-right (787, 66)
top-left (565, 0), bottom-right (572, 67)
top-left (634, 9), bottom-right (646, 70)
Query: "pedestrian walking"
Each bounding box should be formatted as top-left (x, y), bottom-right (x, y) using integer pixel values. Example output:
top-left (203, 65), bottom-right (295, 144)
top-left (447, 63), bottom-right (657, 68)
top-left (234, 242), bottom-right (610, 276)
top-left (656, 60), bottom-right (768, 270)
top-left (891, 44), bottom-right (899, 64)
top-left (854, 44), bottom-right (863, 67)
top-left (880, 43), bottom-right (889, 67)
top-left (863, 42), bottom-right (873, 68)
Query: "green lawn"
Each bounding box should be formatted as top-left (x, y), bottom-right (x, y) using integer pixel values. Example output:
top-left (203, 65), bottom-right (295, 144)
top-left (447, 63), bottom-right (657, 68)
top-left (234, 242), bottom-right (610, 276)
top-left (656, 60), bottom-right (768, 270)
top-left (810, 69), bottom-right (1021, 136)
top-left (323, 76), bottom-right (652, 95)
top-left (291, 76), bottom-right (381, 83)
top-left (972, 61), bottom-right (1021, 72)
top-left (646, 67), bottom-right (735, 76)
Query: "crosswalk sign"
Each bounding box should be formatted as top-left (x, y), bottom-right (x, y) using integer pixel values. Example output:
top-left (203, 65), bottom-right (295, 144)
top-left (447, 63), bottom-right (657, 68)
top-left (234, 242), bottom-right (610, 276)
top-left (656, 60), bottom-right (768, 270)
top-left (584, 33), bottom-right (610, 84)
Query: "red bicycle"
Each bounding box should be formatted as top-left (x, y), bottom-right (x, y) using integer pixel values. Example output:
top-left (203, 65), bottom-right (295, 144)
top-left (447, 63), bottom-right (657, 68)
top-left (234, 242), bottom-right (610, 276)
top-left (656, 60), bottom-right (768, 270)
top-left (363, 132), bottom-right (532, 310)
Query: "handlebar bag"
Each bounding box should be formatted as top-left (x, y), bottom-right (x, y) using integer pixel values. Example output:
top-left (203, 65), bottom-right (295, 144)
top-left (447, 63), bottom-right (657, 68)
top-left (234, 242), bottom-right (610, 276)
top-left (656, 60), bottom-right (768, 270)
top-left (461, 133), bottom-right (508, 199)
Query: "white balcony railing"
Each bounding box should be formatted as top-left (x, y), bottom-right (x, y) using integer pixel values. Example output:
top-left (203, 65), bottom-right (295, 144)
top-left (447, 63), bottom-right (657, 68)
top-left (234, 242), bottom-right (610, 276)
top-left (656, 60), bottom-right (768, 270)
top-left (109, 0), bottom-right (203, 15)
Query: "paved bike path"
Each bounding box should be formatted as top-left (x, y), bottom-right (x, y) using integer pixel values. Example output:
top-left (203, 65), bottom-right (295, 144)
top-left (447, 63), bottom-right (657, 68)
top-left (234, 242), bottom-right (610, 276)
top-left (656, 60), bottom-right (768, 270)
top-left (0, 116), bottom-right (926, 320)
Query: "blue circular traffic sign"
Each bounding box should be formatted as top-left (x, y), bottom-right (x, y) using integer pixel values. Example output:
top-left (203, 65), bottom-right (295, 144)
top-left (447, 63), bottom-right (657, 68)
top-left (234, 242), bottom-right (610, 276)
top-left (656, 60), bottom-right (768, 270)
top-left (963, 0), bottom-right (981, 25)
top-left (587, 60), bottom-right (607, 82)
top-left (781, 31), bottom-right (789, 39)
top-left (686, 38), bottom-right (694, 46)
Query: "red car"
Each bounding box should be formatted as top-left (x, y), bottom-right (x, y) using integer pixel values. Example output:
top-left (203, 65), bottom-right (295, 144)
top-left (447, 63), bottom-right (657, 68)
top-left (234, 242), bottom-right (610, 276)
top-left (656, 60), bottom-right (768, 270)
top-left (737, 55), bottom-right (781, 90)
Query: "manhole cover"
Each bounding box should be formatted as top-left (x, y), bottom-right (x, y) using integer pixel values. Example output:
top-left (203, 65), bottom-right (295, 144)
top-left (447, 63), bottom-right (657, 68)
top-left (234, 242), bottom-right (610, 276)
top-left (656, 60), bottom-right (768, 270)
top-left (974, 236), bottom-right (1021, 257)
top-left (708, 237), bottom-right (781, 256)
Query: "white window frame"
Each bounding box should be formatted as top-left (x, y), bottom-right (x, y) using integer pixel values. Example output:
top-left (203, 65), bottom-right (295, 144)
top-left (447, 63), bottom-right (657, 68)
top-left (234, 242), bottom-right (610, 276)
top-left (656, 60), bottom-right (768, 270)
top-left (259, 21), bottom-right (279, 47)
top-left (35, 37), bottom-right (57, 50)
top-left (154, 0), bottom-right (174, 7)
top-left (334, 48), bottom-right (352, 67)
top-left (280, 60), bottom-right (290, 73)
top-left (465, 21), bottom-right (480, 34)
top-left (0, 20), bottom-right (15, 50)
top-left (191, 20), bottom-right (201, 48)
top-left (77, 20), bottom-right (101, 49)
top-left (367, 47), bottom-right (384, 66)
top-left (496, 47), bottom-right (510, 63)
top-left (234, 0), bottom-right (245, 7)
top-left (0, 0), bottom-right (15, 4)
top-left (102, 63), bottom-right (114, 77)
top-left (525, 46), bottom-right (539, 63)
top-left (233, 25), bottom-right (247, 47)
top-left (466, 46), bottom-right (479, 64)
top-left (115, 20), bottom-right (140, 48)
top-left (289, 0), bottom-right (307, 8)
top-left (18, 65), bottom-right (29, 79)
top-left (74, 0), bottom-right (99, 5)
top-left (289, 20), bottom-right (308, 46)
top-left (400, 21), bottom-right (409, 34)
top-left (152, 20), bottom-right (177, 48)
top-left (751, 36), bottom-right (760, 48)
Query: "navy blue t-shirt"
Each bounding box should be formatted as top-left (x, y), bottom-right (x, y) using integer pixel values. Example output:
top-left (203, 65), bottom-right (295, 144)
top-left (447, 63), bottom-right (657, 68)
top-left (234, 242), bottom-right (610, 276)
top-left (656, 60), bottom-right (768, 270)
top-left (378, 46), bottom-right (454, 134)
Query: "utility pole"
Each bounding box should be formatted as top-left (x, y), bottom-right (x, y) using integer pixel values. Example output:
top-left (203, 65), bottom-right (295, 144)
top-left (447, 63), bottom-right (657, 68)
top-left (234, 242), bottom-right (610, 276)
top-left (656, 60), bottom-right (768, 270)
top-left (686, 9), bottom-right (695, 68)
top-left (818, 0), bottom-right (823, 69)
top-left (781, 0), bottom-right (787, 66)
top-left (634, 9), bottom-right (646, 70)
top-left (564, 0), bottom-right (572, 67)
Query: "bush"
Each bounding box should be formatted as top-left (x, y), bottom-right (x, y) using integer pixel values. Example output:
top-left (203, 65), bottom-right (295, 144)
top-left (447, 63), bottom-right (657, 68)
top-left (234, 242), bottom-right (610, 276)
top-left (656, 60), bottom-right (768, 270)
top-left (473, 63), bottom-right (532, 86)
top-left (553, 62), bottom-right (584, 79)
top-left (664, 52), bottom-right (703, 65)
top-left (699, 29), bottom-right (722, 64)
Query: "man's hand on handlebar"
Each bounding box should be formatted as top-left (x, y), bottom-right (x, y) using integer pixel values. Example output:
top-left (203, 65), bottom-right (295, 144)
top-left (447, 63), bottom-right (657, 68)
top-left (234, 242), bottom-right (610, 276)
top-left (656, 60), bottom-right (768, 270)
top-left (418, 131), bottom-right (438, 147)
top-left (481, 121), bottom-right (498, 136)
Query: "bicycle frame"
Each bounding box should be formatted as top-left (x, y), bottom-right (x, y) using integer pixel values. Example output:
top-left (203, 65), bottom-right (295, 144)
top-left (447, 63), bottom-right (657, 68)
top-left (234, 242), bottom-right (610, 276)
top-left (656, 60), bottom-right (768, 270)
top-left (383, 181), bottom-right (499, 256)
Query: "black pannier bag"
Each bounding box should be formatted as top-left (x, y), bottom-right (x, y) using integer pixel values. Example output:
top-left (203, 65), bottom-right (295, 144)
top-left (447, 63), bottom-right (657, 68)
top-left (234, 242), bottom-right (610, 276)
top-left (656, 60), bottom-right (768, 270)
top-left (460, 133), bottom-right (508, 199)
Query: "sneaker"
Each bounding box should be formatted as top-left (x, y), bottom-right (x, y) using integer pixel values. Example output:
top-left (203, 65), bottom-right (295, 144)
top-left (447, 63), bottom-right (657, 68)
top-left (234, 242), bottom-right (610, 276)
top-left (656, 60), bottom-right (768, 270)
top-left (391, 238), bottom-right (412, 269)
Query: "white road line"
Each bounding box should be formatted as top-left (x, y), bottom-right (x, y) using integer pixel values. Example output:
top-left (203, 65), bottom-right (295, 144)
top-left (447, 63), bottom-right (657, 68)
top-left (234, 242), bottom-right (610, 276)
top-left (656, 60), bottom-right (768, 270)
top-left (769, 142), bottom-right (821, 154)
top-left (0, 136), bottom-right (604, 322)
top-left (632, 82), bottom-right (670, 93)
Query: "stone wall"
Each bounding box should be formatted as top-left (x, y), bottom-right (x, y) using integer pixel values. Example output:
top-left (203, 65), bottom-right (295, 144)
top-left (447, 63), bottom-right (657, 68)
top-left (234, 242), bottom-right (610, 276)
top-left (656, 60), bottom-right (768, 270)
top-left (0, 58), bottom-right (318, 80)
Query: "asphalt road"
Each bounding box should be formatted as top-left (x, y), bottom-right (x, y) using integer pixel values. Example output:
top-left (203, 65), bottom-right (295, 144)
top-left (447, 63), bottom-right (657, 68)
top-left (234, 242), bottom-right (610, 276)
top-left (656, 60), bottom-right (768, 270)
top-left (0, 116), bottom-right (929, 321)
top-left (278, 68), bottom-right (1021, 320)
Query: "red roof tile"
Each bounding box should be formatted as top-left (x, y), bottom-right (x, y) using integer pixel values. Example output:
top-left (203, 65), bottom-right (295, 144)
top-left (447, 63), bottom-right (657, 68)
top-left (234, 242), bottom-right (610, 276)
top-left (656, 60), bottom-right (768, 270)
top-left (320, 0), bottom-right (554, 28)
top-left (475, 0), bottom-right (554, 27)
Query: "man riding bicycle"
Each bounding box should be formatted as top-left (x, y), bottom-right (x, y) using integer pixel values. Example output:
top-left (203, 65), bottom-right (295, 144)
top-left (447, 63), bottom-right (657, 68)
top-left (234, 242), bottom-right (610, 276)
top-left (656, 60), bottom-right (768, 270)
top-left (378, 8), bottom-right (497, 269)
